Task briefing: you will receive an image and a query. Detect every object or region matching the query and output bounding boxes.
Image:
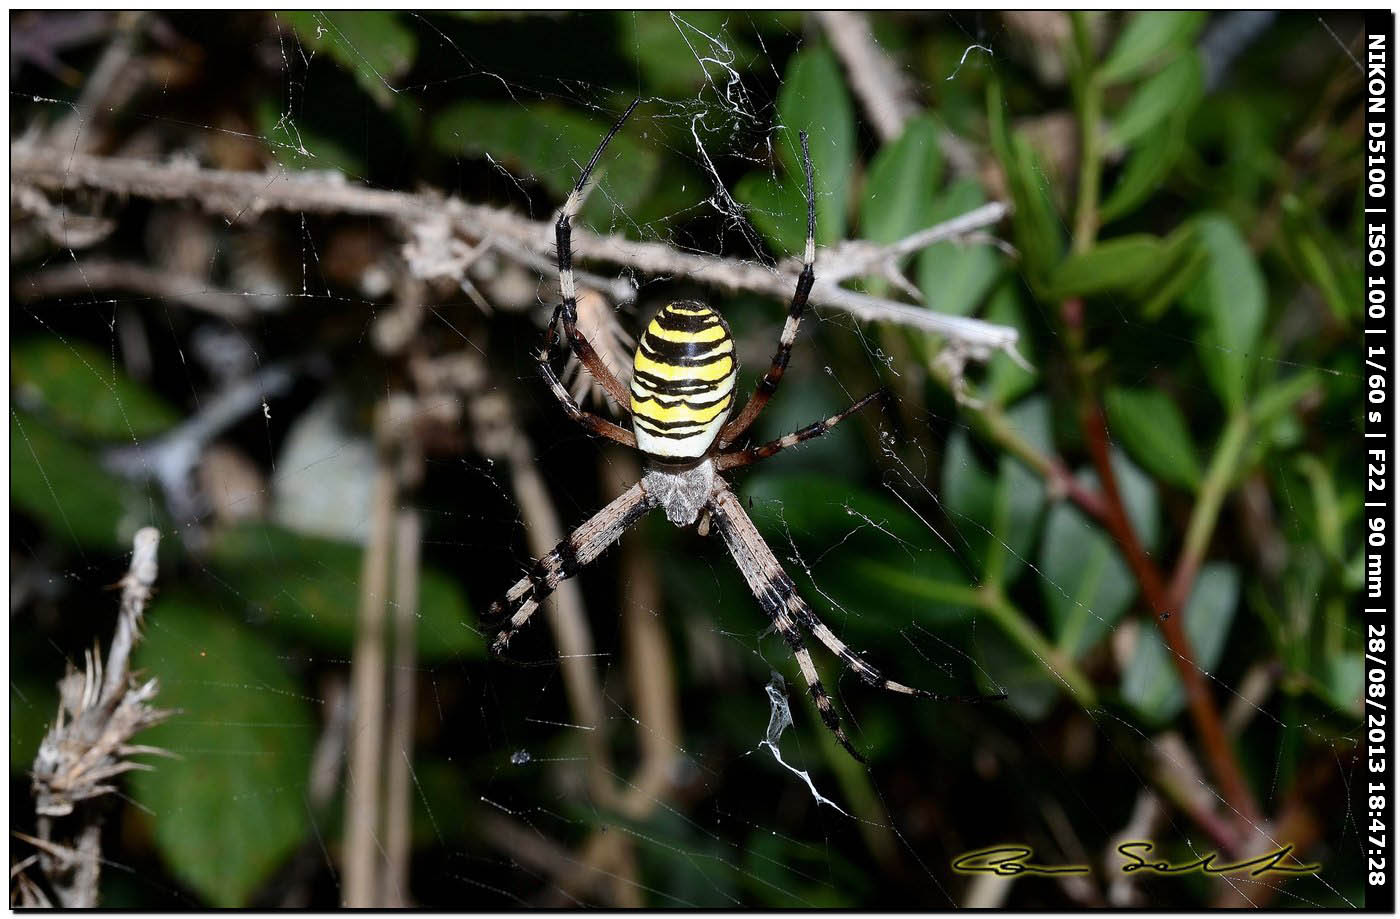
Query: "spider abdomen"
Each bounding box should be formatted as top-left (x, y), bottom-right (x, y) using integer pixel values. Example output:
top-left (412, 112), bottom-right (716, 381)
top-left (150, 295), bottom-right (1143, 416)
top-left (629, 301), bottom-right (737, 459)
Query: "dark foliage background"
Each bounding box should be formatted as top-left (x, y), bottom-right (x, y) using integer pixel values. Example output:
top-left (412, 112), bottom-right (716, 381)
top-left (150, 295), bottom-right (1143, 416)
top-left (10, 11), bottom-right (1367, 908)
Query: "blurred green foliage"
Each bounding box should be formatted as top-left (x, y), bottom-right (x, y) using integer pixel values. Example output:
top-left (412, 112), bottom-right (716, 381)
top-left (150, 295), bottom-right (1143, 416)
top-left (10, 10), bottom-right (1366, 908)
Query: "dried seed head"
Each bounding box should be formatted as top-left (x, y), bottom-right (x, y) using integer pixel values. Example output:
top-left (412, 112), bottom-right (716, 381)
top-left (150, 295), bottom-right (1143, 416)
top-left (565, 288), bottom-right (633, 415)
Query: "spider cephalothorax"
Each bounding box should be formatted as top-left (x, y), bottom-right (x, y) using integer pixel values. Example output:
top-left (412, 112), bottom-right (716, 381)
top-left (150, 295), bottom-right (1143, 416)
top-left (488, 101), bottom-right (1001, 762)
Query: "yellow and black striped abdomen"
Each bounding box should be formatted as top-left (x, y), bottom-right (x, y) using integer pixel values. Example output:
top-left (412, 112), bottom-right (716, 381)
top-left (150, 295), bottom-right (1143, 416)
top-left (630, 301), bottom-right (738, 459)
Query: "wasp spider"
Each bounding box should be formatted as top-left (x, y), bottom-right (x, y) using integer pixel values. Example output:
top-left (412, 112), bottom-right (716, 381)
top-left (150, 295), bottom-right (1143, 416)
top-left (489, 102), bottom-right (1000, 762)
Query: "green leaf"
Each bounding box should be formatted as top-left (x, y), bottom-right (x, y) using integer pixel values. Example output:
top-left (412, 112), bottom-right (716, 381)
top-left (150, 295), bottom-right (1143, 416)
top-left (743, 473), bottom-right (935, 554)
top-left (618, 12), bottom-right (757, 96)
top-left (1104, 387), bottom-right (1203, 489)
top-left (208, 523), bottom-right (482, 661)
top-left (741, 473), bottom-right (979, 628)
top-left (975, 626), bottom-right (1061, 721)
top-left (980, 283), bottom-right (1038, 406)
top-left (1040, 497), bottom-right (1134, 658)
top-left (1046, 234), bottom-right (1166, 299)
top-left (861, 116), bottom-right (943, 246)
top-left (986, 79), bottom-right (1065, 289)
top-left (11, 410), bottom-right (138, 551)
top-left (733, 169), bottom-right (807, 257)
top-left (941, 426), bottom-right (1045, 586)
top-left (1138, 231), bottom-right (1208, 318)
top-left (430, 102), bottom-right (661, 224)
top-left (1280, 193), bottom-right (1364, 325)
top-left (280, 11), bottom-right (417, 109)
top-left (1295, 454), bottom-right (1344, 564)
top-left (255, 96), bottom-right (367, 178)
top-left (12, 338), bottom-right (180, 439)
top-left (776, 47), bottom-right (855, 245)
top-left (130, 595), bottom-right (317, 906)
top-left (10, 678), bottom-right (55, 775)
top-left (1121, 563), bottom-right (1239, 724)
top-left (1100, 111), bottom-right (1190, 223)
top-left (1041, 452), bottom-right (1158, 657)
top-left (1099, 12), bottom-right (1208, 85)
top-left (1005, 394), bottom-right (1057, 458)
top-left (917, 180), bottom-right (1001, 316)
top-left (1107, 52), bottom-right (1204, 149)
top-left (1320, 650), bottom-right (1363, 715)
top-left (1115, 449), bottom-right (1162, 548)
top-left (1185, 215), bottom-right (1268, 409)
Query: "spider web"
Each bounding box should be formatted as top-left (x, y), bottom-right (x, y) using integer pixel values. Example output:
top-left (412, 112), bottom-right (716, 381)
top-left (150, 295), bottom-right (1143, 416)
top-left (8, 10), bottom-right (1370, 908)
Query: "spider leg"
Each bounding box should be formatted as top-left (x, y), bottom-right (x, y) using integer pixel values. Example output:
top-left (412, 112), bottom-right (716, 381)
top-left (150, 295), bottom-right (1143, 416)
top-left (535, 343), bottom-right (637, 448)
top-left (787, 600), bottom-right (1007, 704)
top-left (489, 481), bottom-right (654, 655)
top-left (715, 388), bottom-right (888, 472)
top-left (552, 99), bottom-right (640, 411)
top-left (707, 485), bottom-right (866, 763)
top-left (774, 600), bottom-right (868, 764)
top-left (708, 487), bottom-right (1005, 758)
top-left (719, 131), bottom-right (817, 448)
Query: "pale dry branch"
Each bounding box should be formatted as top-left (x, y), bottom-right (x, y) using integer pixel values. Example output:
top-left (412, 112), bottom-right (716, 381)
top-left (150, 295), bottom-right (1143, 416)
top-left (816, 11), bottom-right (982, 175)
top-left (468, 388), bottom-right (618, 803)
top-left (816, 11), bottom-right (918, 143)
top-left (103, 360), bottom-right (300, 531)
top-left (604, 452), bottom-right (682, 822)
top-left (383, 504), bottom-right (423, 908)
top-left (16, 257), bottom-right (255, 322)
top-left (341, 394), bottom-right (410, 908)
top-left (11, 184), bottom-right (117, 251)
top-left (12, 148), bottom-right (1021, 362)
top-left (817, 201), bottom-right (1012, 285)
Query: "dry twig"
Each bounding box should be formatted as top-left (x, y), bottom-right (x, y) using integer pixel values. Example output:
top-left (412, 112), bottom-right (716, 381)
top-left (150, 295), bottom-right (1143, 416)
top-left (342, 394), bottom-right (412, 907)
top-left (816, 11), bottom-right (918, 143)
top-left (11, 148), bottom-right (1021, 364)
top-left (816, 11), bottom-right (981, 176)
top-left (16, 257), bottom-right (255, 322)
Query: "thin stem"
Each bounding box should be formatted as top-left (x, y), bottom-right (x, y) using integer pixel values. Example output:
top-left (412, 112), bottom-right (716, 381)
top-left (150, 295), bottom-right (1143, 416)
top-left (978, 586), bottom-right (1099, 710)
top-left (342, 404), bottom-right (397, 907)
top-left (975, 401), bottom-right (1114, 524)
top-left (383, 505), bottom-right (422, 907)
top-left (1069, 13), bottom-right (1102, 253)
top-left (1079, 400), bottom-right (1262, 828)
top-left (1167, 411), bottom-right (1251, 609)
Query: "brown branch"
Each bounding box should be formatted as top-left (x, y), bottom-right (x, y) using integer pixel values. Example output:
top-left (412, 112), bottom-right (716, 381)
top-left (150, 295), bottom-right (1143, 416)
top-left (1080, 399), bottom-right (1262, 833)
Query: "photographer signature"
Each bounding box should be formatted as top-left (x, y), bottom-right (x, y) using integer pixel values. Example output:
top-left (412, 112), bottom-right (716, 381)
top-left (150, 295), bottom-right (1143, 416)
top-left (953, 843), bottom-right (1320, 878)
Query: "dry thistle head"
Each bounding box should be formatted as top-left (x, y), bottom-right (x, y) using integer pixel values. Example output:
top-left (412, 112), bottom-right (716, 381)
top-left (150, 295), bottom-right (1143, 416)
top-left (31, 527), bottom-right (173, 818)
top-left (32, 672), bottom-right (173, 816)
top-left (32, 659), bottom-right (172, 818)
top-left (565, 288), bottom-right (633, 415)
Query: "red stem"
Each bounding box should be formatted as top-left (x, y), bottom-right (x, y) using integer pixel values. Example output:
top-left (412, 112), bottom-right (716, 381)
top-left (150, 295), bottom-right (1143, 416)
top-left (1080, 400), bottom-right (1262, 833)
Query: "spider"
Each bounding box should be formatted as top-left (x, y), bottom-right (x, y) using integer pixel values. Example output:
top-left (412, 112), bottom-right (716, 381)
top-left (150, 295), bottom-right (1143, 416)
top-left (489, 101), bottom-right (1001, 763)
